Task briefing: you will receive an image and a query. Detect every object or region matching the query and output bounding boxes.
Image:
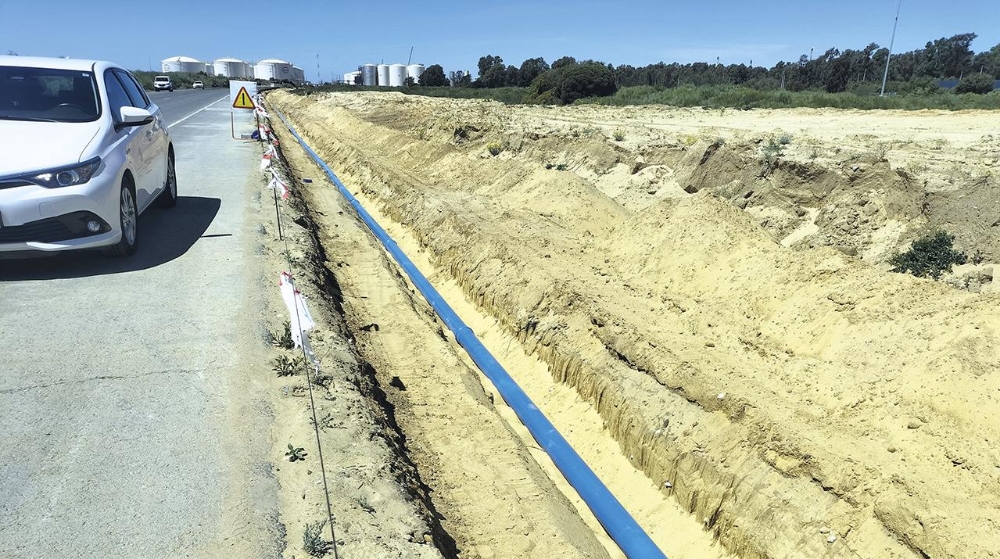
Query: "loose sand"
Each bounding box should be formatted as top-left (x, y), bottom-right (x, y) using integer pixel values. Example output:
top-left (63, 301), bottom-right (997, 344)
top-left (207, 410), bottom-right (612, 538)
top-left (268, 90), bottom-right (1000, 559)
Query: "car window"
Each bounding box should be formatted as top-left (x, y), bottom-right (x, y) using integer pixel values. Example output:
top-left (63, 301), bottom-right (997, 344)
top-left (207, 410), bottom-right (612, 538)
top-left (103, 70), bottom-right (132, 123)
top-left (113, 69), bottom-right (148, 108)
top-left (0, 67), bottom-right (99, 122)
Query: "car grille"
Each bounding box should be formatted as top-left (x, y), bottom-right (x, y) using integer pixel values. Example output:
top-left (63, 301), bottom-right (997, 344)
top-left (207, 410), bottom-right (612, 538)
top-left (0, 219), bottom-right (74, 243)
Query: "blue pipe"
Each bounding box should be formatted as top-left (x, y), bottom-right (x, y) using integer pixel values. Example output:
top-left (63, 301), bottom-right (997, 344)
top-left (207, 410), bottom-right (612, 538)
top-left (275, 110), bottom-right (668, 559)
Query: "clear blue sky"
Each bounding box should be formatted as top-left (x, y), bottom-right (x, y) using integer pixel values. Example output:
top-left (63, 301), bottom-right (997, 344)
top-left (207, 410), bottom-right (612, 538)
top-left (2, 1), bottom-right (998, 81)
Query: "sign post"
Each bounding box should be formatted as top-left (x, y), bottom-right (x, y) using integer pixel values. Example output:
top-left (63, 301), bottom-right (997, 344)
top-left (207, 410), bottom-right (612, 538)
top-left (229, 80), bottom-right (258, 139)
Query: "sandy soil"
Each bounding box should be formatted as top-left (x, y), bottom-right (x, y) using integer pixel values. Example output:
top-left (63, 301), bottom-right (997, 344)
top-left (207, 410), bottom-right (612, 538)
top-left (252, 145), bottom-right (449, 559)
top-left (267, 90), bottom-right (1000, 559)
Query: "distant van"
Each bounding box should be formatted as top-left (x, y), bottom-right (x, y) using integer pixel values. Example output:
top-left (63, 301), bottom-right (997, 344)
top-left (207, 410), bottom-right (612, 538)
top-left (153, 75), bottom-right (173, 92)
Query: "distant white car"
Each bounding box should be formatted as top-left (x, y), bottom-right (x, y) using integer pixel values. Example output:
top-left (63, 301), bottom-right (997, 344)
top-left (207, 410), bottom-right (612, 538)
top-left (153, 75), bottom-right (173, 92)
top-left (0, 55), bottom-right (176, 257)
top-left (192, 80), bottom-right (204, 89)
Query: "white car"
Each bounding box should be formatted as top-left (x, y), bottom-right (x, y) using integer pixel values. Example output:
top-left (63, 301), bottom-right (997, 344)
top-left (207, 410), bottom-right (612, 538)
top-left (153, 75), bottom-right (173, 92)
top-left (0, 56), bottom-right (175, 257)
top-left (192, 80), bottom-right (204, 89)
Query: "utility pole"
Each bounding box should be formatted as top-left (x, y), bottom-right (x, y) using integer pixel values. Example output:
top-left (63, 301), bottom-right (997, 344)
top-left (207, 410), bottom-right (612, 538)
top-left (880, 0), bottom-right (902, 97)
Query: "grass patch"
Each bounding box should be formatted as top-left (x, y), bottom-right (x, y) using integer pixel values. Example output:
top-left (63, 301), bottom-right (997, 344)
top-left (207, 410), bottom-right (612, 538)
top-left (578, 84), bottom-right (1000, 111)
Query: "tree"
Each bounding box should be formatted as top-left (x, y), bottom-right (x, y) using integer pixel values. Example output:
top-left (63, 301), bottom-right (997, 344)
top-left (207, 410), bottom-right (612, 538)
top-left (552, 56), bottom-right (577, 69)
top-left (955, 73), bottom-right (995, 94)
top-left (478, 64), bottom-right (507, 88)
top-left (476, 55), bottom-right (504, 82)
top-left (503, 65), bottom-right (519, 87)
top-left (517, 57), bottom-right (549, 87)
top-left (421, 64), bottom-right (448, 87)
top-left (825, 55), bottom-right (852, 92)
top-left (554, 62), bottom-right (617, 104)
top-left (448, 70), bottom-right (471, 87)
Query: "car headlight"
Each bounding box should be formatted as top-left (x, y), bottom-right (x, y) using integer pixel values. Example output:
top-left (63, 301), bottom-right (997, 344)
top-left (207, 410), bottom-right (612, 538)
top-left (28, 157), bottom-right (102, 188)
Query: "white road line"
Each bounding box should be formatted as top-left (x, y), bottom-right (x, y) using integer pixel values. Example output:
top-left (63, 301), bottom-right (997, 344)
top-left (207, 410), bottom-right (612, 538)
top-left (168, 95), bottom-right (230, 128)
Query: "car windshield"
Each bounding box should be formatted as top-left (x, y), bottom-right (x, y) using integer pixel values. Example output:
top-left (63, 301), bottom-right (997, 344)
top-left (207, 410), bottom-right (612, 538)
top-left (0, 66), bottom-right (100, 123)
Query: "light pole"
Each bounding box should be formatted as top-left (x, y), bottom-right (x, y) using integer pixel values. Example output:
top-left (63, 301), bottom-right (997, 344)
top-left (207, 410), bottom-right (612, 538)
top-left (880, 0), bottom-right (903, 96)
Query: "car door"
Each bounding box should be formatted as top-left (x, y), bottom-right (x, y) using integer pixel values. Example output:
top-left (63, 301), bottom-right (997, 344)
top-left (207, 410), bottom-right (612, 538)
top-left (103, 69), bottom-right (154, 209)
top-left (115, 69), bottom-right (167, 204)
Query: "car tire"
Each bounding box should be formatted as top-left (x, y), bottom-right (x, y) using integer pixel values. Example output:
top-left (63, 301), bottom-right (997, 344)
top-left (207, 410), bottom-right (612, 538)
top-left (156, 152), bottom-right (177, 208)
top-left (106, 180), bottom-right (139, 257)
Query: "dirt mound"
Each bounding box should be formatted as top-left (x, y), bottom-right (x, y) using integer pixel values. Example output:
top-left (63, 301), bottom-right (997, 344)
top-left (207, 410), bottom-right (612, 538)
top-left (270, 90), bottom-right (1000, 559)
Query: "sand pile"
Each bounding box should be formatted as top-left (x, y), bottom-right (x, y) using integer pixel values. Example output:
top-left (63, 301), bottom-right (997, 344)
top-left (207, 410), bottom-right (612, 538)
top-left (270, 90), bottom-right (1000, 559)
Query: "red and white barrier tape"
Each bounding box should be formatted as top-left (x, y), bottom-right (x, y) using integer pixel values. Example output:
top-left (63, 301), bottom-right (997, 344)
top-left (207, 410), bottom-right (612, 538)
top-left (269, 169), bottom-right (290, 200)
top-left (279, 272), bottom-right (318, 364)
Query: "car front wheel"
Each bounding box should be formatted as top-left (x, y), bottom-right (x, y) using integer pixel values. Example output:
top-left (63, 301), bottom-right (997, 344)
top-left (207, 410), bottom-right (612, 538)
top-left (106, 182), bottom-right (138, 257)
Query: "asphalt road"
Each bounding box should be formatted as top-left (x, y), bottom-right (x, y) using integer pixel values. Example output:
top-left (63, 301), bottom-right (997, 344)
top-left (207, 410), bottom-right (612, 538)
top-left (0, 90), bottom-right (279, 558)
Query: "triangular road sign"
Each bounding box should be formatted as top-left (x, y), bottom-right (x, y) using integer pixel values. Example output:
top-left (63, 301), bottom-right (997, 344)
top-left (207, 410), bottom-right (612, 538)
top-left (233, 87), bottom-right (256, 110)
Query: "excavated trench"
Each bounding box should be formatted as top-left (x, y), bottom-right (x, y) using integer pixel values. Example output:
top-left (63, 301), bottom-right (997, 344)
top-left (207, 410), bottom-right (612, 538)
top-left (266, 90), bottom-right (1000, 559)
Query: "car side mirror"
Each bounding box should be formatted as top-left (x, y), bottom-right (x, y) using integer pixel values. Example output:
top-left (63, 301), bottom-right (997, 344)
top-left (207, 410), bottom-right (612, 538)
top-left (118, 106), bottom-right (154, 128)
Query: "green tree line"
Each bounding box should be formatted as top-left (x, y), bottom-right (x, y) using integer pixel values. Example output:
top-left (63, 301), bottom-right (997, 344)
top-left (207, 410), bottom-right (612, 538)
top-left (467, 32), bottom-right (999, 101)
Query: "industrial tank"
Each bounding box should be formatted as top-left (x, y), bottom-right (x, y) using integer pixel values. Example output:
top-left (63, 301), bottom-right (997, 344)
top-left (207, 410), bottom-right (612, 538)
top-left (344, 71), bottom-right (362, 85)
top-left (362, 64), bottom-right (377, 86)
top-left (389, 64), bottom-right (407, 87)
top-left (214, 58), bottom-right (250, 79)
top-left (377, 64), bottom-right (390, 87)
top-left (255, 59), bottom-right (293, 82)
top-left (291, 66), bottom-right (305, 84)
top-left (406, 64), bottom-right (425, 85)
top-left (161, 56), bottom-right (204, 73)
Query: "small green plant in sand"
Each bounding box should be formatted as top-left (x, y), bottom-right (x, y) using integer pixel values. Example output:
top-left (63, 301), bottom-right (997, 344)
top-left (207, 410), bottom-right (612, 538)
top-left (302, 520), bottom-right (329, 557)
top-left (487, 141), bottom-right (503, 156)
top-left (613, 129), bottom-right (626, 141)
top-left (270, 321), bottom-right (295, 349)
top-left (272, 354), bottom-right (302, 377)
top-left (286, 443), bottom-right (308, 462)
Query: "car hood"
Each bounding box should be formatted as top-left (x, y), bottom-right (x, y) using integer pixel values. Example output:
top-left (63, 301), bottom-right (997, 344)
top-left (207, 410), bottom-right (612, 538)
top-left (0, 121), bottom-right (103, 176)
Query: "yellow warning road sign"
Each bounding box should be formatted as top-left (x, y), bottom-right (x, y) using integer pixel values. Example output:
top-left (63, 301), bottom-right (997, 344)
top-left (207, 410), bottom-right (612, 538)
top-left (232, 87), bottom-right (255, 110)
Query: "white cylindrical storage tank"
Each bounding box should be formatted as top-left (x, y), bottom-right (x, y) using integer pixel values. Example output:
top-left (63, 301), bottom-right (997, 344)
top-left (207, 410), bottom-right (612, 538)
top-left (362, 64), bottom-right (377, 86)
top-left (255, 59), bottom-right (293, 82)
top-left (214, 58), bottom-right (249, 79)
top-left (161, 59), bottom-right (182, 73)
top-left (406, 64), bottom-right (425, 84)
top-left (292, 66), bottom-right (304, 84)
top-left (377, 64), bottom-right (390, 87)
top-left (389, 64), bottom-right (406, 87)
top-left (161, 56), bottom-right (204, 73)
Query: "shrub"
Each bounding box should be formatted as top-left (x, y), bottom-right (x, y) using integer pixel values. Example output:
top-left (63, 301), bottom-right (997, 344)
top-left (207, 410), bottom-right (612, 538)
top-left (302, 520), bottom-right (329, 557)
top-left (955, 74), bottom-right (996, 95)
top-left (487, 141), bottom-right (503, 156)
top-left (613, 129), bottom-right (626, 141)
top-left (272, 354), bottom-right (302, 376)
top-left (555, 62), bottom-right (617, 104)
top-left (890, 231), bottom-right (967, 279)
